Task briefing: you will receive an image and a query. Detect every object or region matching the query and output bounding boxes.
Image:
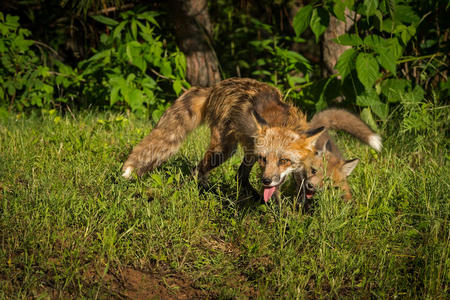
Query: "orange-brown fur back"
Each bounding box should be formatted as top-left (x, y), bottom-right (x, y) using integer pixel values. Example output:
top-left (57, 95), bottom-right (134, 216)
top-left (122, 77), bottom-right (322, 203)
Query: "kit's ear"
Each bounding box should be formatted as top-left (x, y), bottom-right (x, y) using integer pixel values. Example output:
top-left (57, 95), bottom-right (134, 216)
top-left (317, 139), bottom-right (332, 156)
top-left (325, 139), bottom-right (332, 152)
top-left (342, 158), bottom-right (359, 177)
top-left (251, 109), bottom-right (268, 133)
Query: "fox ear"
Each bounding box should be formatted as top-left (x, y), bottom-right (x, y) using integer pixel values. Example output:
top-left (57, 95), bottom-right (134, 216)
top-left (252, 109), bottom-right (268, 132)
top-left (304, 127), bottom-right (325, 150)
top-left (342, 158), bottom-right (359, 177)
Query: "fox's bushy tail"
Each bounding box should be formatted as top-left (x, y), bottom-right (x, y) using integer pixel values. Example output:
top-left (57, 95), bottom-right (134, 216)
top-left (309, 108), bottom-right (382, 152)
top-left (122, 87), bottom-right (211, 178)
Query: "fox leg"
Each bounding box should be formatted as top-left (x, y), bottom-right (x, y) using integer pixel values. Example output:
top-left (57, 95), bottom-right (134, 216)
top-left (293, 170), bottom-right (308, 205)
top-left (236, 153), bottom-right (261, 200)
top-left (341, 182), bottom-right (353, 202)
top-left (196, 128), bottom-right (237, 188)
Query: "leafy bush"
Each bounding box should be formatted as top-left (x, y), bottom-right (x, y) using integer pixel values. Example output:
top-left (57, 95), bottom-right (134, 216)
top-left (81, 9), bottom-right (189, 120)
top-left (292, 0), bottom-right (448, 124)
top-left (0, 9), bottom-right (189, 121)
top-left (0, 13), bottom-right (79, 116)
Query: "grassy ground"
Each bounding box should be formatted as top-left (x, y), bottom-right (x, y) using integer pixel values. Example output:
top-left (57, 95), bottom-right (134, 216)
top-left (0, 109), bottom-right (448, 298)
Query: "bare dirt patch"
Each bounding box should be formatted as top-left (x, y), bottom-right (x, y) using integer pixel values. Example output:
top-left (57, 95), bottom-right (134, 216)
top-left (108, 266), bottom-right (210, 299)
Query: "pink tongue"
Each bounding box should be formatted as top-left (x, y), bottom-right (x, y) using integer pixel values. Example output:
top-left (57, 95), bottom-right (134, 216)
top-left (263, 186), bottom-right (277, 202)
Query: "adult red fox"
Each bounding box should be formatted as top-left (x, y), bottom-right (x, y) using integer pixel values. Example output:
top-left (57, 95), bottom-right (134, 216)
top-left (122, 78), bottom-right (324, 202)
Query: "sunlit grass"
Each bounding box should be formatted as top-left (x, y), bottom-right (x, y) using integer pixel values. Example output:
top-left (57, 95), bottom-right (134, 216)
top-left (0, 110), bottom-right (448, 298)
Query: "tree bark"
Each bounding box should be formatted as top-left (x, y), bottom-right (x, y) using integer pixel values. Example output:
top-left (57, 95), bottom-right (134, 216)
top-left (168, 0), bottom-right (221, 87)
top-left (322, 9), bottom-right (356, 76)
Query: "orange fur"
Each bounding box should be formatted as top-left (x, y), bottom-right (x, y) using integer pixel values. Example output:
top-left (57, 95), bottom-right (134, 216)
top-left (122, 78), bottom-right (323, 202)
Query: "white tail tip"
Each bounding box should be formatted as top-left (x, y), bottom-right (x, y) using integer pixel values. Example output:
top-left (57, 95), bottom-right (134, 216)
top-left (122, 166), bottom-right (133, 179)
top-left (368, 134), bottom-right (382, 152)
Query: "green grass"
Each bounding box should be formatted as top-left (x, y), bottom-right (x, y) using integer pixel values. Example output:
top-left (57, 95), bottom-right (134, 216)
top-left (0, 110), bottom-right (448, 298)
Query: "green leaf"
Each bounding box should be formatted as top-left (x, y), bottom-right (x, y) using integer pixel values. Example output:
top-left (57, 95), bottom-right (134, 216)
top-left (127, 88), bottom-right (146, 111)
top-left (360, 108), bottom-right (378, 131)
top-left (357, 88), bottom-right (388, 120)
top-left (0, 39), bottom-right (6, 53)
top-left (335, 48), bottom-right (357, 78)
top-left (12, 36), bottom-right (34, 51)
top-left (172, 79), bottom-right (182, 96)
top-left (91, 15), bottom-right (119, 26)
top-left (310, 8), bottom-right (329, 42)
top-left (386, 0), bottom-right (396, 19)
top-left (113, 21), bottom-right (128, 40)
top-left (5, 15), bottom-right (20, 28)
top-left (356, 53), bottom-right (379, 88)
top-left (356, 88), bottom-right (380, 107)
top-left (395, 25), bottom-right (416, 45)
top-left (365, 35), bottom-right (399, 74)
top-left (293, 5), bottom-right (313, 36)
top-left (132, 56), bottom-right (146, 72)
top-left (252, 70), bottom-right (271, 76)
top-left (363, 0), bottom-right (379, 16)
top-left (395, 5), bottom-right (420, 25)
top-left (363, 35), bottom-right (384, 51)
top-left (136, 20), bottom-right (152, 36)
top-left (174, 52), bottom-right (187, 76)
top-left (375, 10), bottom-right (383, 29)
top-left (0, 106), bottom-right (9, 120)
top-left (86, 49), bottom-right (111, 63)
top-left (376, 50), bottom-right (397, 74)
top-left (160, 60), bottom-right (173, 78)
top-left (385, 37), bottom-right (404, 58)
top-left (381, 79), bottom-right (410, 102)
top-left (334, 34), bottom-right (363, 46)
top-left (131, 18), bottom-right (137, 40)
top-left (287, 75), bottom-right (307, 88)
top-left (371, 101), bottom-right (388, 120)
top-left (5, 81), bottom-right (15, 96)
top-left (152, 108), bottom-right (165, 123)
top-left (141, 77), bottom-right (157, 90)
top-left (137, 11), bottom-right (160, 28)
top-left (110, 86), bottom-right (120, 106)
top-left (333, 0), bottom-right (346, 21)
top-left (410, 85), bottom-right (425, 103)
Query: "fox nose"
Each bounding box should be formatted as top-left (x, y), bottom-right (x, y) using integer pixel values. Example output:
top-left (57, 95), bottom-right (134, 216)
top-left (262, 177), bottom-right (272, 186)
top-left (306, 182), bottom-right (314, 190)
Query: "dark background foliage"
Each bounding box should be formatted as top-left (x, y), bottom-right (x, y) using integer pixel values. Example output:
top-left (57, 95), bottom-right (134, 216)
top-left (0, 0), bottom-right (448, 126)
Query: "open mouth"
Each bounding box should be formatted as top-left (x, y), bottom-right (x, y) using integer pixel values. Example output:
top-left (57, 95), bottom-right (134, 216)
top-left (305, 188), bottom-right (315, 199)
top-left (263, 185), bottom-right (278, 203)
top-left (262, 177), bottom-right (286, 203)
top-left (304, 182), bottom-right (316, 199)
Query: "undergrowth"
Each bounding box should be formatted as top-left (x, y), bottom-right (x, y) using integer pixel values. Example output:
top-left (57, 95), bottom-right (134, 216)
top-left (0, 109), bottom-right (448, 298)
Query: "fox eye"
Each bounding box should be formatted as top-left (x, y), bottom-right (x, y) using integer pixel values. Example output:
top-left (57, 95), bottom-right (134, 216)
top-left (279, 158), bottom-right (291, 165)
top-left (311, 168), bottom-right (317, 175)
top-left (258, 155), bottom-right (266, 163)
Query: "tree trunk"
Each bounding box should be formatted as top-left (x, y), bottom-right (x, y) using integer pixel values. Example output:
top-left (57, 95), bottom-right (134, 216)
top-left (168, 0), bottom-right (221, 87)
top-left (322, 9), bottom-right (356, 76)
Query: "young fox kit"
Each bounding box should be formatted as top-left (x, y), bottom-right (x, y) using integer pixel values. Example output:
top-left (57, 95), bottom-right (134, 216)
top-left (122, 78), bottom-right (324, 202)
top-left (299, 109), bottom-right (382, 201)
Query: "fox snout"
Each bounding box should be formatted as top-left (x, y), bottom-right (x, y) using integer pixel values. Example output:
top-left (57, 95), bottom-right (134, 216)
top-left (305, 182), bottom-right (314, 191)
top-left (262, 175), bottom-right (280, 186)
